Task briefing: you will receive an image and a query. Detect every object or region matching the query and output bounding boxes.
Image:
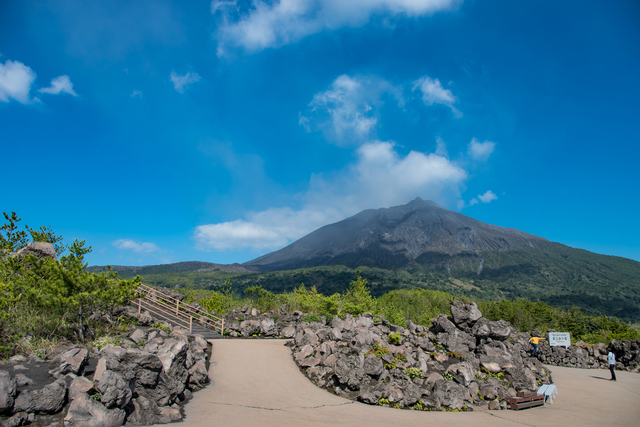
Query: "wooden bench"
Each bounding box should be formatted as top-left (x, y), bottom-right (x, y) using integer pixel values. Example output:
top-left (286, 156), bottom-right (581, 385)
top-left (509, 391), bottom-right (545, 410)
top-left (537, 384), bottom-right (558, 404)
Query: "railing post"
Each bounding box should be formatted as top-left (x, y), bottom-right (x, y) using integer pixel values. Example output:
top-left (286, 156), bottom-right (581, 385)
top-left (189, 316), bottom-right (192, 333)
top-left (138, 299), bottom-right (141, 314)
top-left (176, 300), bottom-right (179, 315)
top-left (221, 319), bottom-right (224, 336)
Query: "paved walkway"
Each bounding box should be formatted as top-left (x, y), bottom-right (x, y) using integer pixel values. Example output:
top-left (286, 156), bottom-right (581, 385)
top-left (180, 339), bottom-right (640, 427)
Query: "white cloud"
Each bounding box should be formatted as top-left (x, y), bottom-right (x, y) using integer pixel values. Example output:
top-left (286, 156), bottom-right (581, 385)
top-left (194, 140), bottom-right (468, 251)
top-left (113, 239), bottom-right (161, 254)
top-left (196, 68), bottom-right (489, 252)
top-left (435, 136), bottom-right (448, 157)
top-left (477, 190), bottom-right (497, 203)
top-left (468, 137), bottom-right (496, 162)
top-left (131, 89), bottom-right (143, 97)
top-left (412, 75), bottom-right (461, 117)
top-left (195, 207), bottom-right (336, 251)
top-left (212, 0), bottom-right (461, 53)
top-left (170, 71), bottom-right (201, 93)
top-left (38, 75), bottom-right (78, 96)
top-left (0, 60), bottom-right (37, 104)
top-left (305, 74), bottom-right (402, 144)
top-left (468, 198), bottom-right (479, 206)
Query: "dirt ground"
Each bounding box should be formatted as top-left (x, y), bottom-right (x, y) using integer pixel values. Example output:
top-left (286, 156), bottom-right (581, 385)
top-left (181, 339), bottom-right (640, 427)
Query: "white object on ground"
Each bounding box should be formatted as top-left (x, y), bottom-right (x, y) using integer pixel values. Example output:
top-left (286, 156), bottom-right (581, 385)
top-left (537, 384), bottom-right (558, 404)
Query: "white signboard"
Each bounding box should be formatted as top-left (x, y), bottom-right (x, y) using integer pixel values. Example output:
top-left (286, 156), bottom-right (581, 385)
top-left (548, 332), bottom-right (571, 348)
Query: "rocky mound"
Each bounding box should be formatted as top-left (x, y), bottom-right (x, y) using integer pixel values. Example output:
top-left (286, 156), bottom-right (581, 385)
top-left (0, 324), bottom-right (210, 427)
top-left (218, 303), bottom-right (640, 376)
top-left (285, 301), bottom-right (551, 411)
top-left (534, 338), bottom-right (640, 371)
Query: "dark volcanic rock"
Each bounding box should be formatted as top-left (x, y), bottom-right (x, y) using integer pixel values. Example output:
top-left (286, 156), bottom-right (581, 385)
top-left (0, 371), bottom-right (17, 414)
top-left (64, 393), bottom-right (125, 427)
top-left (289, 300), bottom-right (554, 411)
top-left (13, 379), bottom-right (67, 414)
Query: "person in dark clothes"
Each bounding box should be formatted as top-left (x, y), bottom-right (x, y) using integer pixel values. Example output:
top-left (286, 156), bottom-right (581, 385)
top-left (608, 349), bottom-right (617, 381)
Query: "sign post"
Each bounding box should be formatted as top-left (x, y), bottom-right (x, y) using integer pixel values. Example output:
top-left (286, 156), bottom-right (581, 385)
top-left (548, 332), bottom-right (571, 348)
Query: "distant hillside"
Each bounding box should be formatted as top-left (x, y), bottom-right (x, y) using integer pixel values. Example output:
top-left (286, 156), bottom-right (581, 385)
top-left (117, 259), bottom-right (640, 322)
top-left (87, 261), bottom-right (251, 278)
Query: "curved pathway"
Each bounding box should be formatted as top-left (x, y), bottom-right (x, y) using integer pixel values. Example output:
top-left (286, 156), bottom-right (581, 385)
top-left (180, 339), bottom-right (640, 427)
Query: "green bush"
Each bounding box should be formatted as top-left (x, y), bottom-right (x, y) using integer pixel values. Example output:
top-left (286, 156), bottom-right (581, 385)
top-left (199, 279), bottom-right (238, 314)
top-left (93, 335), bottom-right (122, 349)
top-left (366, 343), bottom-right (390, 358)
top-left (376, 288), bottom-right (467, 328)
top-left (388, 333), bottom-right (401, 345)
top-left (152, 322), bottom-right (170, 333)
top-left (302, 314), bottom-right (322, 323)
top-left (403, 367), bottom-right (424, 379)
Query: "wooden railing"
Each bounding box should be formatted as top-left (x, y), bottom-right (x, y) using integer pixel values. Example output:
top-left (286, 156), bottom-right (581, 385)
top-left (134, 283), bottom-right (224, 335)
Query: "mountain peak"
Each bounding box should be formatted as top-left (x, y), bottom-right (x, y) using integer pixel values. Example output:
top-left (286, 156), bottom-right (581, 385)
top-left (244, 199), bottom-right (547, 272)
top-left (405, 197), bottom-right (441, 208)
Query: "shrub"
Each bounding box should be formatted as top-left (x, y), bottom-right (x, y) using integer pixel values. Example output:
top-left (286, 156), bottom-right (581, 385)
top-left (93, 335), bottom-right (121, 349)
top-left (366, 343), bottom-right (390, 358)
top-left (302, 314), bottom-right (322, 323)
top-left (384, 360), bottom-right (397, 369)
top-left (403, 367), bottom-right (424, 379)
top-left (199, 279), bottom-right (237, 314)
top-left (447, 351), bottom-right (463, 360)
top-left (376, 288), bottom-right (465, 328)
top-left (152, 322), bottom-right (170, 333)
top-left (388, 333), bottom-right (401, 345)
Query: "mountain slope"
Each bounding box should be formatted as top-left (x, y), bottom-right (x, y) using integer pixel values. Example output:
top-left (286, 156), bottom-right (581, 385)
top-left (238, 198), bottom-right (640, 321)
top-left (244, 198), bottom-right (549, 271)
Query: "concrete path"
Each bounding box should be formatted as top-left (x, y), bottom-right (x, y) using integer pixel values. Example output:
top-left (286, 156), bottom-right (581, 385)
top-left (180, 339), bottom-right (640, 427)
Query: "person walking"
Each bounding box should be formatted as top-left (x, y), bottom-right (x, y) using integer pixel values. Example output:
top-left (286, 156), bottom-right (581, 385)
top-left (529, 336), bottom-right (545, 355)
top-left (608, 349), bottom-right (617, 381)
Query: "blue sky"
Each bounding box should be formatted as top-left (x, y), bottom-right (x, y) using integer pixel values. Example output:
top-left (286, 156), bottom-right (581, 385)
top-left (1, 0), bottom-right (639, 266)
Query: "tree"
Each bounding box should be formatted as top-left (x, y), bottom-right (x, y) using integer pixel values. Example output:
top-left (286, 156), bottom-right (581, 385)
top-left (0, 212), bottom-right (29, 252)
top-left (0, 213), bottom-right (141, 343)
top-left (342, 270), bottom-right (375, 315)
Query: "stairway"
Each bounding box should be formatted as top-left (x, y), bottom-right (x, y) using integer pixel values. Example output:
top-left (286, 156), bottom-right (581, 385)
top-left (133, 284), bottom-right (225, 339)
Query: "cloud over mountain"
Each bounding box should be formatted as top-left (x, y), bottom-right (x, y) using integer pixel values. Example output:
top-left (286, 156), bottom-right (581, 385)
top-left (194, 140), bottom-right (468, 251)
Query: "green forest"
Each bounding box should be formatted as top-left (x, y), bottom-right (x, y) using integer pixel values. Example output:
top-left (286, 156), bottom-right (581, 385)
top-left (177, 274), bottom-right (639, 345)
top-left (119, 255), bottom-right (640, 323)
